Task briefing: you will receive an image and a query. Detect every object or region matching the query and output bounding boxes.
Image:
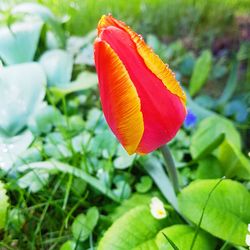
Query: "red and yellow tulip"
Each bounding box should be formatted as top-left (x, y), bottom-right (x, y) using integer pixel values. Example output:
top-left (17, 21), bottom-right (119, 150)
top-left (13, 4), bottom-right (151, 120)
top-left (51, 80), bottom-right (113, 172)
top-left (94, 15), bottom-right (186, 155)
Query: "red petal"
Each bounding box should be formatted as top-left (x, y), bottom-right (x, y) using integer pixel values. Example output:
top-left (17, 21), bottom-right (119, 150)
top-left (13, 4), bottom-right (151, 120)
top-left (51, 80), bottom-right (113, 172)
top-left (100, 27), bottom-right (186, 153)
top-left (94, 39), bottom-right (144, 154)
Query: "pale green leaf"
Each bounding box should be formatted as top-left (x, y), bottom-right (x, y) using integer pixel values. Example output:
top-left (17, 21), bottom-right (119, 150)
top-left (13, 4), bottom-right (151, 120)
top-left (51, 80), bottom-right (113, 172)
top-left (0, 63), bottom-right (46, 136)
top-left (39, 49), bottom-right (73, 87)
top-left (0, 20), bottom-right (43, 65)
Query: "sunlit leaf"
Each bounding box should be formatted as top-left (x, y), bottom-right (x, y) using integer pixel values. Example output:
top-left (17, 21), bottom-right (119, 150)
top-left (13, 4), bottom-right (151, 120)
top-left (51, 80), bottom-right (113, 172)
top-left (178, 179), bottom-right (250, 246)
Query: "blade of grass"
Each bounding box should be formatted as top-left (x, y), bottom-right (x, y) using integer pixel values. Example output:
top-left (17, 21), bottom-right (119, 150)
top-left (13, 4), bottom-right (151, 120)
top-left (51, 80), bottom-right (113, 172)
top-left (190, 176), bottom-right (226, 250)
top-left (162, 232), bottom-right (180, 250)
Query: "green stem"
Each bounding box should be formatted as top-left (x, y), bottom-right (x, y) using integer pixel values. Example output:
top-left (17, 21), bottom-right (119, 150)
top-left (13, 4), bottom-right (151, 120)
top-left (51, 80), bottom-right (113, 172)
top-left (160, 145), bottom-right (180, 193)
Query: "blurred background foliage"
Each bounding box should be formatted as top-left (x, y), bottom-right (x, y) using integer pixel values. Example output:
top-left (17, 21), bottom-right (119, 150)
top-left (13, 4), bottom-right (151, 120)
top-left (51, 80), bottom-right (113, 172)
top-left (0, 0), bottom-right (250, 249)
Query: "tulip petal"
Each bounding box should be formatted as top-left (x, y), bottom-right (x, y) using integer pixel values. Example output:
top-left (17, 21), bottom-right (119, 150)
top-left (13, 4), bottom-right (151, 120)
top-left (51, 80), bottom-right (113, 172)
top-left (97, 15), bottom-right (186, 105)
top-left (99, 27), bottom-right (186, 154)
top-left (94, 39), bottom-right (144, 154)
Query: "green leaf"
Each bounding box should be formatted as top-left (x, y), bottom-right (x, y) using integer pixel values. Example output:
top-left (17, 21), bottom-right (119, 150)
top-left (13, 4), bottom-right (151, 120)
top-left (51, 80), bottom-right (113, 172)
top-left (0, 130), bottom-right (33, 171)
top-left (49, 71), bottom-right (98, 103)
top-left (217, 61), bottom-right (238, 106)
top-left (72, 207), bottom-right (99, 242)
top-left (18, 169), bottom-right (49, 193)
top-left (12, 3), bottom-right (66, 48)
top-left (0, 181), bottom-right (9, 229)
top-left (111, 194), bottom-right (152, 221)
top-left (135, 176), bottom-right (153, 193)
top-left (98, 205), bottom-right (167, 250)
top-left (189, 50), bottom-right (212, 96)
top-left (0, 63), bottom-right (46, 136)
top-left (196, 156), bottom-right (223, 179)
top-left (142, 156), bottom-right (178, 211)
top-left (156, 225), bottom-right (216, 250)
top-left (217, 140), bottom-right (250, 180)
top-left (0, 20), bottom-right (43, 65)
top-left (114, 145), bottom-right (135, 169)
top-left (190, 116), bottom-right (241, 159)
top-left (178, 179), bottom-right (250, 246)
top-left (39, 49), bottom-right (73, 87)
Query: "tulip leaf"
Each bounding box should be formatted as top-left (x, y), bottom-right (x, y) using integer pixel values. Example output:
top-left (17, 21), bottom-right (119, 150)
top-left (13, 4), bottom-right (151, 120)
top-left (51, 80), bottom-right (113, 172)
top-left (189, 50), bottom-right (212, 96)
top-left (178, 179), bottom-right (250, 246)
top-left (98, 205), bottom-right (167, 250)
top-left (0, 20), bottom-right (43, 65)
top-left (0, 181), bottom-right (9, 229)
top-left (39, 49), bottom-right (73, 87)
top-left (12, 3), bottom-right (66, 48)
top-left (156, 225), bottom-right (216, 250)
top-left (190, 116), bottom-right (241, 159)
top-left (0, 63), bottom-right (46, 136)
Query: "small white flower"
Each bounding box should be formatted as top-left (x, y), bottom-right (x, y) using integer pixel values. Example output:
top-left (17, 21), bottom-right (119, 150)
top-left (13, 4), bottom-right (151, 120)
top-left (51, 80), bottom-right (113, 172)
top-left (248, 224), bottom-right (250, 233)
top-left (150, 197), bottom-right (167, 219)
top-left (246, 234), bottom-right (250, 247)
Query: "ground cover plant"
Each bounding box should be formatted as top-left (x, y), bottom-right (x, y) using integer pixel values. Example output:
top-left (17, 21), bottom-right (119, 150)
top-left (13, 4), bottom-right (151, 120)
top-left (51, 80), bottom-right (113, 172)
top-left (0, 1), bottom-right (250, 249)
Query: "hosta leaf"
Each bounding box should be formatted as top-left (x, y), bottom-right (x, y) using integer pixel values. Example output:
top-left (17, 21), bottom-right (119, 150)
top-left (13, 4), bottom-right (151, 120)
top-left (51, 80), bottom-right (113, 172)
top-left (0, 20), bottom-right (43, 65)
top-left (189, 50), bottom-right (212, 96)
top-left (178, 179), bottom-right (250, 246)
top-left (98, 205), bottom-right (167, 250)
top-left (156, 225), bottom-right (216, 250)
top-left (0, 181), bottom-right (9, 229)
top-left (190, 116), bottom-right (241, 159)
top-left (0, 63), bottom-right (46, 136)
top-left (39, 49), bottom-right (73, 87)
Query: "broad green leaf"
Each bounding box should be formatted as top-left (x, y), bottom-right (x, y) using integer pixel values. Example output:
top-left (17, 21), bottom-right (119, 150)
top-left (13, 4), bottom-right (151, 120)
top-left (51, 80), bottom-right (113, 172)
top-left (0, 130), bottom-right (33, 171)
top-left (189, 50), bottom-right (212, 96)
top-left (72, 207), bottom-right (99, 242)
top-left (12, 3), bottom-right (66, 48)
top-left (49, 71), bottom-right (98, 103)
top-left (111, 194), bottom-right (152, 221)
top-left (98, 205), bottom-right (167, 250)
top-left (156, 225), bottom-right (216, 250)
top-left (39, 49), bottom-right (73, 87)
top-left (190, 116), bottom-right (241, 159)
top-left (178, 179), bottom-right (250, 246)
top-left (196, 156), bottom-right (223, 179)
top-left (0, 181), bottom-right (9, 229)
top-left (217, 140), bottom-right (250, 180)
top-left (0, 20), bottom-right (43, 65)
top-left (0, 63), bottom-right (46, 136)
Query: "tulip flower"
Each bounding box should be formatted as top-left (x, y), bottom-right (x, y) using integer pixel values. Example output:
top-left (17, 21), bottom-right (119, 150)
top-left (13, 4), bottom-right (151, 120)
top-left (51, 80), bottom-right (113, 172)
top-left (94, 15), bottom-right (186, 155)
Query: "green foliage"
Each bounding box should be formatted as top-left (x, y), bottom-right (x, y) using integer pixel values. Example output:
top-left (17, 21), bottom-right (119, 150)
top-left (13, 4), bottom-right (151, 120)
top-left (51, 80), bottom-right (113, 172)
top-left (156, 225), bottom-right (216, 250)
top-left (189, 50), bottom-right (212, 96)
top-left (98, 205), bottom-right (167, 250)
top-left (0, 181), bottom-right (9, 229)
top-left (0, 63), bottom-right (46, 136)
top-left (178, 179), bottom-right (250, 246)
top-left (72, 207), bottom-right (99, 242)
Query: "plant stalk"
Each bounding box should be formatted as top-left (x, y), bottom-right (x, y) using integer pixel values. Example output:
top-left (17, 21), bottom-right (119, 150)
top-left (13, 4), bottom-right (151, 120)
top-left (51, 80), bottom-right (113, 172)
top-left (160, 145), bottom-right (180, 193)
